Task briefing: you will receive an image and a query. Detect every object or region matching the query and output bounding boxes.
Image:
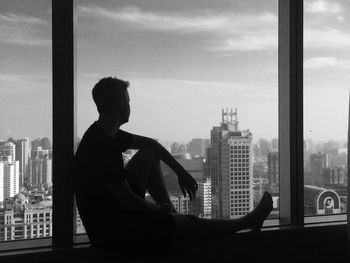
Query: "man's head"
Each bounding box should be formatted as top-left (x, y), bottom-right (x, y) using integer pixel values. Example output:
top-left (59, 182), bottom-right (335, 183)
top-left (92, 77), bottom-right (130, 123)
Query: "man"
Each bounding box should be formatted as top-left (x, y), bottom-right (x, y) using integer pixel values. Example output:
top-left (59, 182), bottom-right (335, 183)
top-left (75, 77), bottom-right (273, 257)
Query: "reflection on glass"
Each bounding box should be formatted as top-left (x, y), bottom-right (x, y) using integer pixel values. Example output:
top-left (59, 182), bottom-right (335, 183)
top-left (0, 0), bottom-right (52, 241)
top-left (304, 0), bottom-right (348, 218)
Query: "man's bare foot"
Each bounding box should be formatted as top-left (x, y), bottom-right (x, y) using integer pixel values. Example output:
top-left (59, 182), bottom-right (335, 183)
top-left (243, 191), bottom-right (273, 231)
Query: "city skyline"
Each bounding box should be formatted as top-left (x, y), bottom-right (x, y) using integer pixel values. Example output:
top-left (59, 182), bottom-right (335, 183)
top-left (0, 0), bottom-right (350, 142)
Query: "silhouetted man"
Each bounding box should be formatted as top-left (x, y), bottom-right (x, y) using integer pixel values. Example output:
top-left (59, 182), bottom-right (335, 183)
top-left (74, 77), bottom-right (273, 257)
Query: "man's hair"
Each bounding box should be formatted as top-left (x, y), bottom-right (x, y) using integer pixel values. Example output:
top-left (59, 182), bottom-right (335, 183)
top-left (92, 77), bottom-right (129, 113)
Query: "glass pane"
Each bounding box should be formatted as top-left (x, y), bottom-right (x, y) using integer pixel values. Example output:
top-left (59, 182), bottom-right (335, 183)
top-left (304, 0), bottom-right (348, 221)
top-left (75, 0), bottom-right (278, 234)
top-left (0, 0), bottom-right (52, 242)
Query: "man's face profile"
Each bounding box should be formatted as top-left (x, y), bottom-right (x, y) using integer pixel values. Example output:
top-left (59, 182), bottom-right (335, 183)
top-left (119, 90), bottom-right (130, 124)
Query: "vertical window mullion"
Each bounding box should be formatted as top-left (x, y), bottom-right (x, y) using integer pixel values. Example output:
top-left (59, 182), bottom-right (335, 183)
top-left (52, 0), bottom-right (75, 246)
top-left (278, 0), bottom-right (304, 226)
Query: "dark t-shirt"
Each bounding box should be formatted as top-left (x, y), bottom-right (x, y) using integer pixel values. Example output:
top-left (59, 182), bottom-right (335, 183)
top-left (74, 122), bottom-right (174, 256)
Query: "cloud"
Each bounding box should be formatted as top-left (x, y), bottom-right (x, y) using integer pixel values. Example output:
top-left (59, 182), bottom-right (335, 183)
top-left (0, 74), bottom-right (51, 93)
top-left (305, 0), bottom-right (342, 14)
top-left (0, 13), bottom-right (49, 25)
top-left (304, 57), bottom-right (350, 70)
top-left (0, 13), bottom-right (50, 46)
top-left (305, 28), bottom-right (350, 49)
top-left (77, 5), bottom-right (277, 52)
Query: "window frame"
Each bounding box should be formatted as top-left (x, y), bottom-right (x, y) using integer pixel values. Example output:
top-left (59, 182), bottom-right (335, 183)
top-left (52, 0), bottom-right (76, 247)
top-left (278, 0), bottom-right (304, 226)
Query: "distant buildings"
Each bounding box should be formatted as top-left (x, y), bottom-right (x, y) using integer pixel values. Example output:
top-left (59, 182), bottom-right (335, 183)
top-left (267, 151), bottom-right (279, 193)
top-left (187, 138), bottom-right (210, 158)
top-left (28, 146), bottom-right (52, 188)
top-left (310, 152), bottom-right (329, 185)
top-left (170, 195), bottom-right (191, 214)
top-left (322, 167), bottom-right (346, 186)
top-left (170, 142), bottom-right (187, 154)
top-left (0, 193), bottom-right (52, 241)
top-left (207, 108), bottom-right (253, 219)
top-left (0, 143), bottom-right (20, 201)
top-left (162, 153), bottom-right (205, 196)
top-left (13, 138), bottom-right (31, 187)
top-left (271, 138), bottom-right (278, 151)
top-left (161, 150), bottom-right (212, 217)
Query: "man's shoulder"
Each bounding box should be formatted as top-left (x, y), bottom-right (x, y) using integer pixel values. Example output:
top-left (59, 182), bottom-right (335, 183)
top-left (76, 123), bottom-right (105, 156)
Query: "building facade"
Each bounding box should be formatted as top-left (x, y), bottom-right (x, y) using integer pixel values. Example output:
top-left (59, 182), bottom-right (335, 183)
top-left (0, 194), bottom-right (52, 241)
top-left (198, 177), bottom-right (212, 218)
top-left (0, 156), bottom-right (19, 200)
top-left (267, 151), bottom-right (279, 193)
top-left (170, 195), bottom-right (191, 214)
top-left (207, 109), bottom-right (254, 219)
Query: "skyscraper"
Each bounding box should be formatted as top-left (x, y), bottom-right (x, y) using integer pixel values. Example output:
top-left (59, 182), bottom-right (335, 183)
top-left (207, 108), bottom-right (253, 219)
top-left (267, 151), bottom-right (279, 193)
top-left (0, 156), bottom-right (19, 200)
top-left (28, 147), bottom-right (51, 188)
top-left (14, 138), bottom-right (31, 187)
top-left (0, 142), bottom-right (16, 162)
top-left (198, 177), bottom-right (212, 218)
top-left (0, 163), bottom-right (4, 203)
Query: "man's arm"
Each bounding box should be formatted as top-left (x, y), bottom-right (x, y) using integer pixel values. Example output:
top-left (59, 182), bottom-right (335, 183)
top-left (129, 134), bottom-right (198, 200)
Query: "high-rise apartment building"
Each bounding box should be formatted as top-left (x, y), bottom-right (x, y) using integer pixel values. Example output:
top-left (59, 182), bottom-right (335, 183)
top-left (28, 147), bottom-right (52, 187)
top-left (207, 108), bottom-right (253, 219)
top-left (198, 177), bottom-right (212, 218)
top-left (13, 138), bottom-right (31, 188)
top-left (0, 156), bottom-right (19, 200)
top-left (267, 151), bottom-right (279, 193)
top-left (0, 142), bottom-right (16, 162)
top-left (0, 163), bottom-right (4, 203)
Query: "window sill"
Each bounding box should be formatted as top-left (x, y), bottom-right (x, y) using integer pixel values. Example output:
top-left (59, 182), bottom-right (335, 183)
top-left (0, 222), bottom-right (346, 263)
top-left (0, 215), bottom-right (346, 254)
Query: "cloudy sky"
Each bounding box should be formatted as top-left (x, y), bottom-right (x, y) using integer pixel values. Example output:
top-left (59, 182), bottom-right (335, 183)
top-left (0, 0), bottom-right (349, 144)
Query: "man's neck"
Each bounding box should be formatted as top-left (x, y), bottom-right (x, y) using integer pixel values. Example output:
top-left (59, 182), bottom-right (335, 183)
top-left (96, 115), bottom-right (122, 138)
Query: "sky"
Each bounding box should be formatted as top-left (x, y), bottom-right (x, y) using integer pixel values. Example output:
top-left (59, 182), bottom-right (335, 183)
top-left (0, 0), bottom-right (349, 144)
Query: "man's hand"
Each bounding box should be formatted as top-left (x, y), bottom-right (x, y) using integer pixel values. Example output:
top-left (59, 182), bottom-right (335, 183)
top-left (177, 170), bottom-right (198, 200)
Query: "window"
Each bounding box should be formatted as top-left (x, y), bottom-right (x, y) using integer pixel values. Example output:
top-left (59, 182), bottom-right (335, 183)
top-left (304, 0), bottom-right (348, 222)
top-left (75, 0), bottom-right (278, 222)
top-left (0, 0), bottom-right (52, 245)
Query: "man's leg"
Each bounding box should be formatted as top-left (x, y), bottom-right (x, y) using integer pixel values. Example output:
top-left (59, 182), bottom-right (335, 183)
top-left (172, 191), bottom-right (273, 239)
top-left (125, 148), bottom-right (172, 205)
